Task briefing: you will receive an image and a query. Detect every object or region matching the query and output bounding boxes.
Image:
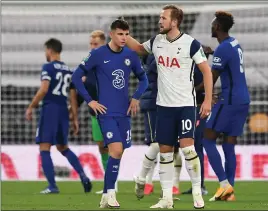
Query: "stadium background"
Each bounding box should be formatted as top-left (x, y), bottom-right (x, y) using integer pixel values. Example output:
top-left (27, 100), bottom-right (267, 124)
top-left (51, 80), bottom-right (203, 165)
top-left (1, 2), bottom-right (268, 181)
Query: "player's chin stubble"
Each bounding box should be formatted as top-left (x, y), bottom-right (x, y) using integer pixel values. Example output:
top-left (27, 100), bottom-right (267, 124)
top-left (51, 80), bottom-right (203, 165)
top-left (159, 27), bottom-right (171, 34)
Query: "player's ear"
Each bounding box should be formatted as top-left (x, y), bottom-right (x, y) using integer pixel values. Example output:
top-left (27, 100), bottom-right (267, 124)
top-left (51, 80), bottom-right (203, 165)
top-left (109, 31), bottom-right (113, 39)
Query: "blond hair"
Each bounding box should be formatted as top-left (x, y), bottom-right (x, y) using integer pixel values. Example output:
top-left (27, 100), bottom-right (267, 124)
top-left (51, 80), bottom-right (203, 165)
top-left (90, 30), bottom-right (106, 41)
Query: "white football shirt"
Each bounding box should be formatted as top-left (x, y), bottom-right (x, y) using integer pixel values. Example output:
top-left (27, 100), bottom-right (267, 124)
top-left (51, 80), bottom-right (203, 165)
top-left (143, 33), bottom-right (207, 107)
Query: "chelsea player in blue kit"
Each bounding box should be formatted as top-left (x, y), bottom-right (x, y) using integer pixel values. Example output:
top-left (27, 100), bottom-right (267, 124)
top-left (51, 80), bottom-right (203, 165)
top-left (72, 19), bottom-right (148, 208)
top-left (197, 11), bottom-right (250, 201)
top-left (25, 38), bottom-right (91, 194)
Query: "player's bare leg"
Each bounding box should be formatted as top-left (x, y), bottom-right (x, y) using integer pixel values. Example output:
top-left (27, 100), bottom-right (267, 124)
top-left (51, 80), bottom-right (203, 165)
top-left (101, 142), bottom-right (122, 209)
top-left (39, 143), bottom-right (59, 194)
top-left (173, 146), bottom-right (182, 195)
top-left (180, 138), bottom-right (204, 209)
top-left (57, 144), bottom-right (92, 193)
top-left (150, 144), bottom-right (174, 209)
top-left (135, 142), bottom-right (159, 199)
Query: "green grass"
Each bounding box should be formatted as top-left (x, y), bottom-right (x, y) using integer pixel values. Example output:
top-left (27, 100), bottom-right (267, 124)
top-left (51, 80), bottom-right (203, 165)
top-left (2, 181), bottom-right (268, 210)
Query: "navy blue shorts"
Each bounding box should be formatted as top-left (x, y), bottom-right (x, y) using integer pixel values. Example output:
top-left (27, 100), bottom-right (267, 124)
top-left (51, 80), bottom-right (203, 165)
top-left (155, 106), bottom-right (196, 147)
top-left (36, 104), bottom-right (69, 145)
top-left (206, 103), bottom-right (249, 136)
top-left (143, 110), bottom-right (157, 146)
top-left (98, 116), bottom-right (131, 149)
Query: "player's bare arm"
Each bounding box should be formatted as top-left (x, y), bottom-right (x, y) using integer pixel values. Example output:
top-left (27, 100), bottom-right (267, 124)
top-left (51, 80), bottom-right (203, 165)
top-left (69, 88), bottom-right (79, 135)
top-left (25, 80), bottom-right (49, 121)
top-left (197, 61), bottom-right (213, 119)
top-left (126, 36), bottom-right (148, 56)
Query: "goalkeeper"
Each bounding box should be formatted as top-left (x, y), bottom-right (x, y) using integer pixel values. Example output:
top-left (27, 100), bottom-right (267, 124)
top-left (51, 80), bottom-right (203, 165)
top-left (70, 30), bottom-right (108, 194)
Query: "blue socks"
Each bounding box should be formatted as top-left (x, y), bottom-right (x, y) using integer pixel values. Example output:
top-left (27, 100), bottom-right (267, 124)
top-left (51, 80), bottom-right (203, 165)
top-left (61, 148), bottom-right (87, 180)
top-left (222, 142), bottom-right (236, 186)
top-left (40, 151), bottom-right (56, 189)
top-left (203, 138), bottom-right (227, 182)
top-left (104, 156), bottom-right (121, 191)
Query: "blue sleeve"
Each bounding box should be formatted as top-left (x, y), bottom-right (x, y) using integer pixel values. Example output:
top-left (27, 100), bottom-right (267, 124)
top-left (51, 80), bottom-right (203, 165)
top-left (131, 52), bottom-right (149, 99)
top-left (71, 51), bottom-right (98, 104)
top-left (212, 44), bottom-right (230, 71)
top-left (190, 39), bottom-right (201, 58)
top-left (40, 64), bottom-right (52, 81)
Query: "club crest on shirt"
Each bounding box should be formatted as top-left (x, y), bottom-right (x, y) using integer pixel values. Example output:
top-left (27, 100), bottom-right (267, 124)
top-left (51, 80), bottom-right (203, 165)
top-left (106, 132), bottom-right (113, 139)
top-left (124, 58), bottom-right (131, 66)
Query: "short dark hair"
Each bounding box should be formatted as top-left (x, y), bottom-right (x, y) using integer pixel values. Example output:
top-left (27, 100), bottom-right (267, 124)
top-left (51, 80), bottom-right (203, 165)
top-left (162, 4), bottom-right (183, 27)
top-left (110, 19), bottom-right (129, 31)
top-left (44, 38), bottom-right (62, 53)
top-left (215, 11), bottom-right (235, 32)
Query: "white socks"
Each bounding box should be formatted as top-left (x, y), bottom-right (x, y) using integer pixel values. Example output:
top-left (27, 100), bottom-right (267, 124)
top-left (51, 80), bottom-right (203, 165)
top-left (146, 157), bottom-right (158, 184)
top-left (159, 152), bottom-right (174, 199)
top-left (139, 143), bottom-right (159, 180)
top-left (173, 152), bottom-right (182, 188)
top-left (181, 145), bottom-right (201, 190)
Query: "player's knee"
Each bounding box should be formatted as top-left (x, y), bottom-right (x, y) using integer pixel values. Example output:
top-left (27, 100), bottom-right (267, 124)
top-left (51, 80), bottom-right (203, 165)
top-left (108, 142), bottom-right (123, 159)
top-left (159, 144), bottom-right (173, 153)
top-left (224, 136), bottom-right (237, 145)
top-left (204, 128), bottom-right (219, 140)
top-left (56, 144), bottom-right (68, 152)
top-left (179, 138), bottom-right (194, 148)
top-left (39, 143), bottom-right (51, 151)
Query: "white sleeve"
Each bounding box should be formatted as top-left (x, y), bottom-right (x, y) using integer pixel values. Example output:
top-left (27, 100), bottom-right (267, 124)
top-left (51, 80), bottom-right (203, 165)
top-left (142, 39), bottom-right (152, 54)
top-left (190, 39), bottom-right (207, 64)
top-left (192, 47), bottom-right (207, 64)
top-left (142, 36), bottom-right (156, 54)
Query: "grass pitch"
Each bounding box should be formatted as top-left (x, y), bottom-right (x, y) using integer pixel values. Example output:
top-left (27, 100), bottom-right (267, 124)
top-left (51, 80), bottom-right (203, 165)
top-left (2, 181), bottom-right (268, 210)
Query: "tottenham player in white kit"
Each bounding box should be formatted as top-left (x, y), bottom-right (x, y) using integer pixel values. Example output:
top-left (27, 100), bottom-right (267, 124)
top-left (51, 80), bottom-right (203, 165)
top-left (127, 5), bottom-right (213, 209)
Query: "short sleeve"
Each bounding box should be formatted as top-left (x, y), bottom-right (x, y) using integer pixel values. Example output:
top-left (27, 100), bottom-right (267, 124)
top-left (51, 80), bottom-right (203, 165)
top-left (142, 36), bottom-right (156, 54)
top-left (40, 64), bottom-right (52, 81)
top-left (212, 44), bottom-right (230, 71)
top-left (190, 39), bottom-right (207, 64)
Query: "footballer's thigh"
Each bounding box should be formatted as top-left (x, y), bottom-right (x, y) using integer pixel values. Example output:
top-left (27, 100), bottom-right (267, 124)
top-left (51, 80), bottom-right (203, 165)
top-left (117, 116), bottom-right (132, 149)
top-left (98, 116), bottom-right (124, 157)
top-left (143, 110), bottom-right (157, 146)
top-left (177, 106), bottom-right (196, 148)
top-left (56, 106), bottom-right (69, 146)
top-left (36, 105), bottom-right (58, 146)
top-left (155, 106), bottom-right (178, 150)
top-left (226, 104), bottom-right (249, 137)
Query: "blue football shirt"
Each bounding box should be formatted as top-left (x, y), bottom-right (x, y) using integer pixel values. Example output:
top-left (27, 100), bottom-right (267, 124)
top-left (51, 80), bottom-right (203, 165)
top-left (72, 44), bottom-right (148, 116)
top-left (212, 36), bottom-right (250, 105)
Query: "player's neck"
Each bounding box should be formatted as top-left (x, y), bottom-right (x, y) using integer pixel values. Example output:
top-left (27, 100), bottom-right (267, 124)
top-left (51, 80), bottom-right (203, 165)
top-left (108, 41), bottom-right (122, 53)
top-left (217, 33), bottom-right (230, 43)
top-left (166, 29), bottom-right (181, 42)
top-left (50, 54), bottom-right (61, 62)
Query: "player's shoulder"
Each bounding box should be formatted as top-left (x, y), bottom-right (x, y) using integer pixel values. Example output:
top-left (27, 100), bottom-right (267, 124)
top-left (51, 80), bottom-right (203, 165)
top-left (218, 37), bottom-right (238, 50)
top-left (181, 33), bottom-right (195, 42)
top-left (123, 46), bottom-right (140, 58)
top-left (90, 45), bottom-right (107, 56)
